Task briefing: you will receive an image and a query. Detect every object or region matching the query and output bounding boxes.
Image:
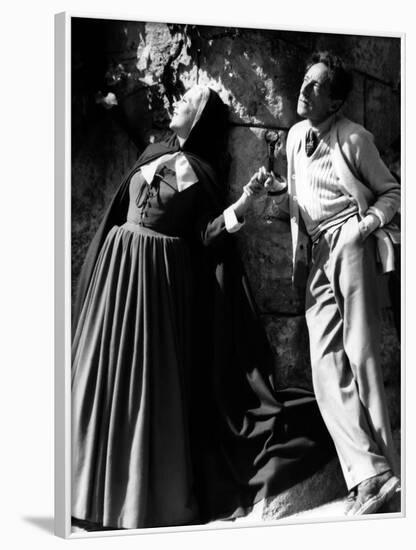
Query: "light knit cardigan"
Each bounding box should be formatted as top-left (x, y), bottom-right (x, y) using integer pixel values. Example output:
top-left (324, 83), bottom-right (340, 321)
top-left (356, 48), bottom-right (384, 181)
top-left (285, 113), bottom-right (401, 285)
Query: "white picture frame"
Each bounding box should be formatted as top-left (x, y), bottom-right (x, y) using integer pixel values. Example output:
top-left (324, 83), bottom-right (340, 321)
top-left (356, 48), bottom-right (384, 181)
top-left (54, 10), bottom-right (405, 541)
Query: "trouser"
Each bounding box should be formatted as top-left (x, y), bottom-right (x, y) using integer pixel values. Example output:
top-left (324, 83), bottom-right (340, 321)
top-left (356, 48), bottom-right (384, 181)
top-left (305, 215), bottom-right (399, 491)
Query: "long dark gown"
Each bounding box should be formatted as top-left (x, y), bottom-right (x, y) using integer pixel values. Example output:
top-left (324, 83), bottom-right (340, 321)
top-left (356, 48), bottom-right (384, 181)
top-left (72, 163), bottom-right (223, 528)
top-left (72, 155), bottom-right (334, 530)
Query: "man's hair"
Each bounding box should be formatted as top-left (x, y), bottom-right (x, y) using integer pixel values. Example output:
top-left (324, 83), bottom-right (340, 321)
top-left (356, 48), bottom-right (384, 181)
top-left (306, 51), bottom-right (353, 104)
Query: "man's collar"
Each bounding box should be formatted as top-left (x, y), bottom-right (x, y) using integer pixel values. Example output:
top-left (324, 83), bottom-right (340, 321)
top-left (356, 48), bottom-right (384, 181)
top-left (307, 112), bottom-right (337, 137)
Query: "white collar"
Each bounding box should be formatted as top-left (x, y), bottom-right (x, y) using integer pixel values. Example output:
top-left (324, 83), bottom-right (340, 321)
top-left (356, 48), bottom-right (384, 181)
top-left (140, 152), bottom-right (198, 192)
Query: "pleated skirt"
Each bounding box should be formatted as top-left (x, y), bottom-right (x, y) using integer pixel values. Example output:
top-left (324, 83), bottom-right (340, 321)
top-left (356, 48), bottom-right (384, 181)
top-left (71, 222), bottom-right (198, 529)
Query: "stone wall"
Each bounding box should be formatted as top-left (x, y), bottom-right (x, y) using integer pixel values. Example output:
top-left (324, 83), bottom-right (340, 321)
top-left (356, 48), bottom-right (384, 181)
top-left (71, 19), bottom-right (401, 424)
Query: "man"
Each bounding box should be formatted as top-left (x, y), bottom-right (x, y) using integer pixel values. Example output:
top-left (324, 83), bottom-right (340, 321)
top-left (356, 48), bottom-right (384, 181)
top-left (265, 51), bottom-right (401, 515)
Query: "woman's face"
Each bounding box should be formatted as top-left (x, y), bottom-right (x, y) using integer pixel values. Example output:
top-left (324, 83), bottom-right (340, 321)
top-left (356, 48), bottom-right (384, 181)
top-left (169, 87), bottom-right (204, 140)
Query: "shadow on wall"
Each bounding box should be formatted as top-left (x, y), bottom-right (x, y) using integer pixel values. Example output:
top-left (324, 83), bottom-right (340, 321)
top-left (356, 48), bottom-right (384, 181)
top-left (72, 19), bottom-right (401, 162)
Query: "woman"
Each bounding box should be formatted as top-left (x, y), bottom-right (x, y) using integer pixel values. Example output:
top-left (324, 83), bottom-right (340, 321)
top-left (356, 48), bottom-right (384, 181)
top-left (71, 85), bottom-right (333, 530)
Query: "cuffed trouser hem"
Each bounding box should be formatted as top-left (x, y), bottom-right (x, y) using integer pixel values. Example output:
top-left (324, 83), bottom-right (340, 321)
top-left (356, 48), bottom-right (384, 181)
top-left (344, 464), bottom-right (392, 492)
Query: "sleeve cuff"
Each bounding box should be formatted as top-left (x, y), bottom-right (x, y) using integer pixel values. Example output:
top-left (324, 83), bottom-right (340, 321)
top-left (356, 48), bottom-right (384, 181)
top-left (224, 205), bottom-right (245, 233)
top-left (367, 206), bottom-right (387, 227)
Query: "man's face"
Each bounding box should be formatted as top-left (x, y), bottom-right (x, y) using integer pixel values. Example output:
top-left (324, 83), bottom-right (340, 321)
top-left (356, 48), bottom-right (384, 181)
top-left (297, 62), bottom-right (340, 125)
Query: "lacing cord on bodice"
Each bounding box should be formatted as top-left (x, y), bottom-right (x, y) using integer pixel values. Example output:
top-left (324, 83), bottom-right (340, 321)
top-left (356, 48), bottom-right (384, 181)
top-left (135, 167), bottom-right (177, 211)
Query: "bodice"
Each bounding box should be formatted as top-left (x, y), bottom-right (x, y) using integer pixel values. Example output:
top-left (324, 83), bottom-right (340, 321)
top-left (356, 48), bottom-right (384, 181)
top-left (126, 165), bottom-right (203, 238)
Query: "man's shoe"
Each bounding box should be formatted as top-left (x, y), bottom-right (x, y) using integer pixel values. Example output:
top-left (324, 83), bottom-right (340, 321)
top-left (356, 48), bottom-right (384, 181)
top-left (376, 487), bottom-right (401, 513)
top-left (344, 488), bottom-right (357, 515)
top-left (345, 471), bottom-right (400, 516)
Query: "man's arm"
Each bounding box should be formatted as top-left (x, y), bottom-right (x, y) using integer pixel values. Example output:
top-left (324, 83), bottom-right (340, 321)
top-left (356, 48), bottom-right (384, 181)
top-left (348, 128), bottom-right (401, 226)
